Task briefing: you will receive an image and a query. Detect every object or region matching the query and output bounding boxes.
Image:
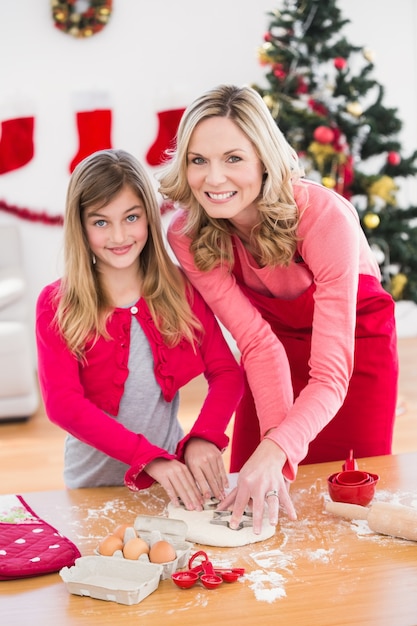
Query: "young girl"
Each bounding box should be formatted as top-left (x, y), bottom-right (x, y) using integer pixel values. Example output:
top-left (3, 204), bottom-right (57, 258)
top-left (158, 84), bottom-right (398, 532)
top-left (36, 149), bottom-right (243, 510)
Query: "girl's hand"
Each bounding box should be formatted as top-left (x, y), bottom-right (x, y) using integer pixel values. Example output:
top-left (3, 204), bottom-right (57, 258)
top-left (184, 437), bottom-right (229, 502)
top-left (216, 439), bottom-right (297, 534)
top-left (144, 458), bottom-right (204, 511)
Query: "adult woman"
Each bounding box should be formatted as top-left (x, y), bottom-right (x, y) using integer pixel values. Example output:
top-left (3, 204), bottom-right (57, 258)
top-left (36, 149), bottom-right (243, 510)
top-left (159, 84), bottom-right (398, 532)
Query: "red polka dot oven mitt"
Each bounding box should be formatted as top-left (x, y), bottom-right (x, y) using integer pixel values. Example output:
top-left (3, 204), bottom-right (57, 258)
top-left (0, 494), bottom-right (81, 580)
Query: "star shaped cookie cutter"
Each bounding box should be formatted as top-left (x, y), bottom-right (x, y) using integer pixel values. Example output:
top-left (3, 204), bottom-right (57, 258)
top-left (210, 509), bottom-right (253, 531)
top-left (177, 496), bottom-right (253, 530)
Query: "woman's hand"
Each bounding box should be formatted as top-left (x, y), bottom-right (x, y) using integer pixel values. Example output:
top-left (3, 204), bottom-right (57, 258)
top-left (216, 439), bottom-right (297, 534)
top-left (144, 458), bottom-right (204, 511)
top-left (183, 437), bottom-right (229, 502)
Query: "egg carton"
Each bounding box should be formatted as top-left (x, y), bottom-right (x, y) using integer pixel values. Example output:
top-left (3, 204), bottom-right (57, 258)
top-left (95, 516), bottom-right (193, 580)
top-left (60, 555), bottom-right (163, 605)
top-left (133, 515), bottom-right (193, 578)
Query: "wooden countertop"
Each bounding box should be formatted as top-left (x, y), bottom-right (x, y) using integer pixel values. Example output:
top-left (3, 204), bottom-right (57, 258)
top-left (2, 452), bottom-right (417, 625)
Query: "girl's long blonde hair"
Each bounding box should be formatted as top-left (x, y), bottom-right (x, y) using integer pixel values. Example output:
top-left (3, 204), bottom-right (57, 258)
top-left (56, 149), bottom-right (201, 358)
top-left (158, 84), bottom-right (305, 270)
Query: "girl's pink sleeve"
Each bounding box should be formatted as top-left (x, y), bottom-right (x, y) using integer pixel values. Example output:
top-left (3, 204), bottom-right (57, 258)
top-left (35, 286), bottom-right (175, 490)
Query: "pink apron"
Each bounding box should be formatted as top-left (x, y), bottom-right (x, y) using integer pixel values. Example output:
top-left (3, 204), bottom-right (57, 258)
top-left (230, 250), bottom-right (399, 471)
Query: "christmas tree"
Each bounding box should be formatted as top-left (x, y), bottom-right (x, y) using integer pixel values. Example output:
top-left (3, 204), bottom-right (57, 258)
top-left (252, 0), bottom-right (417, 302)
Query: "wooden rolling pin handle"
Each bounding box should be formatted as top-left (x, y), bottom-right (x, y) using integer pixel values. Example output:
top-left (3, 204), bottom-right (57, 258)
top-left (325, 501), bottom-right (369, 520)
top-left (326, 501), bottom-right (417, 542)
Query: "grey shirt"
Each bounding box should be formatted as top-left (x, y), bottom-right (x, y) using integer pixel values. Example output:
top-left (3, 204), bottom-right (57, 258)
top-left (64, 318), bottom-right (183, 488)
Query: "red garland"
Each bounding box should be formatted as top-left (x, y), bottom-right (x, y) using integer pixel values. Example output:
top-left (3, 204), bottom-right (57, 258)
top-left (0, 199), bottom-right (64, 226)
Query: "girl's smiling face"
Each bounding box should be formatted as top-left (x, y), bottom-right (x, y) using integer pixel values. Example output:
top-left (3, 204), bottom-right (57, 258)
top-left (83, 185), bottom-right (148, 272)
top-left (186, 116), bottom-right (264, 230)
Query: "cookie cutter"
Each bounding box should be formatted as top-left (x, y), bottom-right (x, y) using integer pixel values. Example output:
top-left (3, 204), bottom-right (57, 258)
top-left (177, 496), bottom-right (220, 511)
top-left (177, 497), bottom-right (253, 531)
top-left (210, 509), bottom-right (253, 531)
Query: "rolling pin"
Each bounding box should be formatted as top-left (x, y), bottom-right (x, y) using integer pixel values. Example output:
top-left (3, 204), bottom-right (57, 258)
top-left (325, 500), bottom-right (417, 542)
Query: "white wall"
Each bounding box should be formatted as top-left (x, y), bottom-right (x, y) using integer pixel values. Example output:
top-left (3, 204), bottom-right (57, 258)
top-left (1, 0), bottom-right (416, 360)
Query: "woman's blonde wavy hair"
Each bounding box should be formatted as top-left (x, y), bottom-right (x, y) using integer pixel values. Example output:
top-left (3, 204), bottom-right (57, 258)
top-left (56, 149), bottom-right (201, 358)
top-left (158, 84), bottom-right (304, 270)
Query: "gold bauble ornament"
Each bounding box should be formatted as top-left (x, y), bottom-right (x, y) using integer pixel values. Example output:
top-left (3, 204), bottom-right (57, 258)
top-left (346, 102), bottom-right (363, 117)
top-left (257, 47), bottom-right (272, 65)
top-left (368, 175), bottom-right (397, 206)
top-left (322, 176), bottom-right (336, 189)
top-left (363, 212), bottom-right (380, 229)
top-left (307, 141), bottom-right (336, 171)
top-left (262, 95), bottom-right (279, 118)
top-left (390, 273), bottom-right (407, 301)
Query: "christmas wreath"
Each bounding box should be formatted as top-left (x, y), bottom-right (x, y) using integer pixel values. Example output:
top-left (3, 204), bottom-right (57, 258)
top-left (51, 0), bottom-right (112, 38)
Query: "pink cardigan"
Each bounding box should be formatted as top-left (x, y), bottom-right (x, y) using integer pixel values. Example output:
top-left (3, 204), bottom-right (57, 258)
top-left (167, 179), bottom-right (382, 480)
top-left (36, 280), bottom-right (243, 489)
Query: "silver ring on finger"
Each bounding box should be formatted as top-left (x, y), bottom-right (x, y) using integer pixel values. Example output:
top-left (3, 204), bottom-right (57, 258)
top-left (266, 490), bottom-right (279, 498)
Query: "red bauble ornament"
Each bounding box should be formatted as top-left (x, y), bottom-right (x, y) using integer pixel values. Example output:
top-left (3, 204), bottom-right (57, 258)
top-left (387, 151), bottom-right (401, 166)
top-left (313, 126), bottom-right (335, 144)
top-left (334, 57), bottom-right (347, 70)
top-left (296, 76), bottom-right (308, 94)
top-left (263, 32), bottom-right (273, 42)
top-left (272, 63), bottom-right (286, 79)
top-left (308, 99), bottom-right (328, 117)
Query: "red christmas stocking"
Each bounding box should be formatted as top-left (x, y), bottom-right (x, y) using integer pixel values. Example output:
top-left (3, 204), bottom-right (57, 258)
top-left (69, 109), bottom-right (112, 173)
top-left (145, 108), bottom-right (185, 166)
top-left (0, 116), bottom-right (35, 175)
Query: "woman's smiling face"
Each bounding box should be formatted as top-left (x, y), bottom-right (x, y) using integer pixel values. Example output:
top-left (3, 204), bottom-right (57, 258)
top-left (186, 116), bottom-right (264, 229)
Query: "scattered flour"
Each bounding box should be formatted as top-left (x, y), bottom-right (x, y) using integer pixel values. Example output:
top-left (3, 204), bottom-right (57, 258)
top-left (85, 499), bottom-right (124, 519)
top-left (374, 489), bottom-right (417, 509)
top-left (166, 594), bottom-right (209, 613)
top-left (250, 549), bottom-right (294, 572)
top-left (243, 569), bottom-right (287, 603)
top-left (307, 548), bottom-right (333, 562)
top-left (350, 519), bottom-right (374, 536)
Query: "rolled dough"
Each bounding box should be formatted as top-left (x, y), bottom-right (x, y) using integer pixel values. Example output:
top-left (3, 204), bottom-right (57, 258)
top-left (166, 503), bottom-right (276, 547)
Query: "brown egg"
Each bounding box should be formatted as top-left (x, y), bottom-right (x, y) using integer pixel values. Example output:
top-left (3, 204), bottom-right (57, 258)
top-left (123, 537), bottom-right (150, 560)
top-left (113, 523), bottom-right (132, 541)
top-left (149, 540), bottom-right (176, 564)
top-left (98, 534), bottom-right (124, 556)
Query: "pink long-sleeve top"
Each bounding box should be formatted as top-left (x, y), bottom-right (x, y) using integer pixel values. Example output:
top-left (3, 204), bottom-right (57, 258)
top-left (36, 279), bottom-right (244, 490)
top-left (167, 179), bottom-right (382, 481)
